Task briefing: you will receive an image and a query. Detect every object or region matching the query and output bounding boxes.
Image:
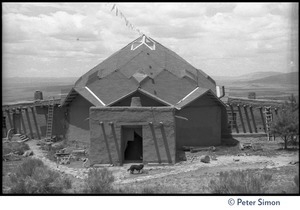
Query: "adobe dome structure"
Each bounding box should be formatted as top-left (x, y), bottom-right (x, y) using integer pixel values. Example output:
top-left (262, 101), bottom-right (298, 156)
top-left (60, 35), bottom-right (229, 165)
top-left (62, 35), bottom-right (216, 107)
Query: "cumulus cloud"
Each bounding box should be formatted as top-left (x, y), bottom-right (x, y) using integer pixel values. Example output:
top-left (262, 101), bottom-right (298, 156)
top-left (2, 2), bottom-right (297, 78)
top-left (233, 3), bottom-right (270, 17)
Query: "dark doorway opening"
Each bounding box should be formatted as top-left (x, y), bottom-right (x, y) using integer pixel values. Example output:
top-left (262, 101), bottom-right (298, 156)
top-left (122, 126), bottom-right (143, 163)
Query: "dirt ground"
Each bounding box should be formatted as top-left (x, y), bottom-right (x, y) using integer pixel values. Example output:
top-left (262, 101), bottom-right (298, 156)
top-left (68, 136), bottom-right (299, 193)
top-left (2, 136), bottom-right (299, 194)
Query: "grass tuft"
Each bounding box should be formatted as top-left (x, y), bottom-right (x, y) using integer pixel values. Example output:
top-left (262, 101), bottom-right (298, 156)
top-left (3, 141), bottom-right (30, 156)
top-left (83, 168), bottom-right (115, 194)
top-left (8, 157), bottom-right (72, 194)
top-left (209, 170), bottom-right (273, 194)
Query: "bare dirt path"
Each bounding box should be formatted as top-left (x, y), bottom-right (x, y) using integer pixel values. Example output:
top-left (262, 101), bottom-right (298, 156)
top-left (112, 153), bottom-right (298, 185)
top-left (26, 139), bottom-right (298, 186)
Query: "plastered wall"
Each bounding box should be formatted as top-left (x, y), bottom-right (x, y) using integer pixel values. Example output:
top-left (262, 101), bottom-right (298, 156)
top-left (89, 107), bottom-right (176, 165)
top-left (175, 94), bottom-right (223, 148)
top-left (66, 94), bottom-right (92, 145)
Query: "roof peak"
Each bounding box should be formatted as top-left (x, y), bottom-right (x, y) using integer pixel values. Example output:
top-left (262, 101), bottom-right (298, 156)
top-left (131, 34), bottom-right (156, 51)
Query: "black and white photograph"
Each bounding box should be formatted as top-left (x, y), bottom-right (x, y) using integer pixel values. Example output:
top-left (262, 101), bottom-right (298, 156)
top-left (1, 2), bottom-right (299, 207)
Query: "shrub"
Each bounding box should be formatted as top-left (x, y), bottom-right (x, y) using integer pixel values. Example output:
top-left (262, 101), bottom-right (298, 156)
top-left (294, 174), bottom-right (299, 192)
top-left (294, 174), bottom-right (299, 187)
top-left (141, 186), bottom-right (160, 194)
top-left (3, 142), bottom-right (30, 156)
top-left (84, 168), bottom-right (115, 193)
top-left (14, 158), bottom-right (44, 178)
top-left (8, 158), bottom-right (72, 194)
top-left (44, 141), bottom-right (67, 161)
top-left (62, 176), bottom-right (72, 190)
top-left (209, 170), bottom-right (272, 194)
top-left (271, 94), bottom-right (299, 149)
top-left (116, 183), bottom-right (168, 194)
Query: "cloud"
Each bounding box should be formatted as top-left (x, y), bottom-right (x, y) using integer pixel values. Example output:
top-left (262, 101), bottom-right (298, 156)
top-left (233, 3), bottom-right (270, 17)
top-left (204, 3), bottom-right (236, 16)
top-left (2, 3), bottom-right (296, 78)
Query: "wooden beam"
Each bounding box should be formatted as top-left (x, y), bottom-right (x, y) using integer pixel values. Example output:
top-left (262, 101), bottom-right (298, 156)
top-left (237, 104), bottom-right (246, 133)
top-left (25, 108), bottom-right (34, 139)
top-left (100, 122), bottom-right (113, 164)
top-left (149, 122), bottom-right (162, 164)
top-left (159, 122), bottom-right (172, 164)
top-left (230, 104), bottom-right (239, 133)
top-left (5, 109), bottom-right (13, 130)
top-left (243, 105), bottom-right (252, 133)
top-left (109, 122), bottom-right (121, 164)
top-left (30, 106), bottom-right (41, 139)
top-left (18, 108), bottom-right (27, 134)
top-left (249, 106), bottom-right (257, 133)
top-left (259, 107), bottom-right (266, 133)
top-left (12, 109), bottom-right (18, 134)
top-left (274, 107), bottom-right (278, 116)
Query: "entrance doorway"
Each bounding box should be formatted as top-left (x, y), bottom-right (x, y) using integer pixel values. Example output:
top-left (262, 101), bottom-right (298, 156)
top-left (122, 126), bottom-right (143, 163)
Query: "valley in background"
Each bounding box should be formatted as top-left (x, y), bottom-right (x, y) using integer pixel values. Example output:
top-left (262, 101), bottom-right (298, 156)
top-left (2, 71), bottom-right (298, 104)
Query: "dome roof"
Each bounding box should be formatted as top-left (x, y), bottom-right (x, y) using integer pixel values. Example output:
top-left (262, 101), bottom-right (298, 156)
top-left (64, 35), bottom-right (216, 106)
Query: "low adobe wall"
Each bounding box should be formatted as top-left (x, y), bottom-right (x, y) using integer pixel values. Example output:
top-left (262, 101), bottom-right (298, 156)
top-left (89, 107), bottom-right (176, 165)
top-left (2, 104), bottom-right (65, 139)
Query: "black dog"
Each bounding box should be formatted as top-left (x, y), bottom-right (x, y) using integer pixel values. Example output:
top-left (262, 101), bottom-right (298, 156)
top-left (127, 164), bottom-right (144, 174)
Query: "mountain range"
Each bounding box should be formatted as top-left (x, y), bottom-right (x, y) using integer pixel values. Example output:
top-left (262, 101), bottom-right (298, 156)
top-left (245, 71), bottom-right (298, 85)
top-left (2, 71), bottom-right (298, 104)
top-left (213, 71), bottom-right (298, 85)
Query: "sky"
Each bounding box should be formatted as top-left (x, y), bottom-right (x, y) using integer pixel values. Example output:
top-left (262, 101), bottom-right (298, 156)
top-left (2, 2), bottom-right (299, 78)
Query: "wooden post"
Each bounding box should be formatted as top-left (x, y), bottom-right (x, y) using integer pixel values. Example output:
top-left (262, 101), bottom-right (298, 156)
top-left (2, 111), bottom-right (7, 137)
top-left (18, 107), bottom-right (27, 134)
top-left (249, 106), bottom-right (257, 133)
top-left (109, 122), bottom-right (121, 164)
top-left (259, 107), bottom-right (266, 133)
top-left (229, 104), bottom-right (239, 133)
top-left (100, 122), bottom-right (113, 164)
top-left (237, 104), bottom-right (246, 133)
top-left (243, 105), bottom-right (252, 133)
top-left (12, 108), bottom-right (17, 134)
top-left (149, 122), bottom-right (162, 164)
top-left (25, 108), bottom-right (34, 139)
top-left (159, 122), bottom-right (172, 164)
top-left (274, 107), bottom-right (278, 116)
top-left (5, 109), bottom-right (13, 130)
top-left (30, 106), bottom-right (41, 139)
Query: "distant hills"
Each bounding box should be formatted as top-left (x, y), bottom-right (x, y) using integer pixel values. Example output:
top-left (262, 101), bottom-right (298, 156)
top-left (2, 72), bottom-right (298, 104)
top-left (246, 71), bottom-right (298, 85)
top-left (2, 77), bottom-right (77, 104)
top-left (2, 77), bottom-right (78, 86)
top-left (213, 71), bottom-right (298, 85)
top-left (235, 71), bottom-right (285, 81)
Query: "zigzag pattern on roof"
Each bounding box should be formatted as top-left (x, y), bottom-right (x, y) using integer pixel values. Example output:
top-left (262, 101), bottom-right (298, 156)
top-left (66, 35), bottom-right (216, 106)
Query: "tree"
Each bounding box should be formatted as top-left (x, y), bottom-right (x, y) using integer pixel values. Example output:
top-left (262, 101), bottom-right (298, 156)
top-left (271, 94), bottom-right (299, 149)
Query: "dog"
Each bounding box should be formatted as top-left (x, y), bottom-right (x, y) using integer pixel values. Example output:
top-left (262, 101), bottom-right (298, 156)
top-left (127, 164), bottom-right (144, 174)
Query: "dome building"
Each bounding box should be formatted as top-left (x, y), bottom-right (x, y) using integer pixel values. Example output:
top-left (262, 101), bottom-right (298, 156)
top-left (61, 35), bottom-right (229, 165)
